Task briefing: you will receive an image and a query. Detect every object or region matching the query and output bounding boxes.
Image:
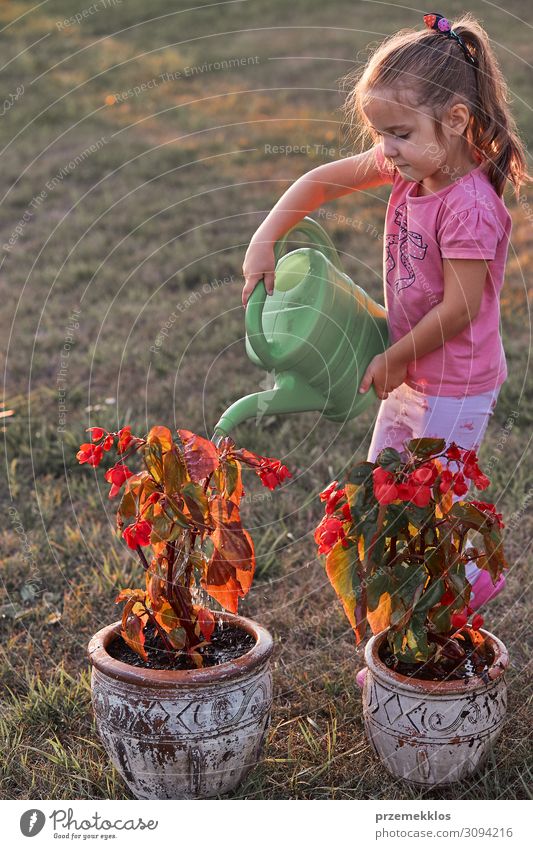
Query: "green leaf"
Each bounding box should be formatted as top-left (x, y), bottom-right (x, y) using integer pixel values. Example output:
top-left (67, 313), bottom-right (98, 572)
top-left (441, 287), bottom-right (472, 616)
top-left (405, 503), bottom-right (433, 529)
top-left (401, 613), bottom-right (429, 662)
top-left (376, 447), bottom-right (402, 471)
top-left (406, 437), bottom-right (445, 458)
top-left (414, 578), bottom-right (444, 613)
top-left (346, 462), bottom-right (374, 485)
top-left (429, 603), bottom-right (451, 634)
top-left (424, 546), bottom-right (445, 579)
top-left (384, 503), bottom-right (409, 536)
top-left (366, 570), bottom-right (390, 611)
top-left (391, 561), bottom-right (426, 609)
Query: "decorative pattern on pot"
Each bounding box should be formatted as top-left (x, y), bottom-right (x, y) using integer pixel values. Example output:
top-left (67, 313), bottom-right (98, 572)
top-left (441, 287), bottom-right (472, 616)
top-left (362, 628), bottom-right (509, 787)
top-left (88, 615), bottom-right (274, 800)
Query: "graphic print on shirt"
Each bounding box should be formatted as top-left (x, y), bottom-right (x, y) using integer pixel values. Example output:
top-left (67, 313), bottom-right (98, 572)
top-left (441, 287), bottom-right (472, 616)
top-left (385, 202), bottom-right (428, 292)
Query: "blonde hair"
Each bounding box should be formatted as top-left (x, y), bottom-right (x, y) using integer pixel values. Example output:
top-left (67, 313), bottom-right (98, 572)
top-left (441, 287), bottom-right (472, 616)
top-left (339, 13), bottom-right (531, 199)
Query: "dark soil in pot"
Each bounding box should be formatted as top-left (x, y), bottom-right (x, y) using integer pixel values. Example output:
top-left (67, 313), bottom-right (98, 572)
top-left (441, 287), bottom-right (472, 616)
top-left (379, 629), bottom-right (495, 683)
top-left (108, 620), bottom-right (255, 670)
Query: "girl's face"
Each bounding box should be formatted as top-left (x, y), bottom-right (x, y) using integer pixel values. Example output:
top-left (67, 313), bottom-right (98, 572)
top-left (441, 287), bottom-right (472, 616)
top-left (362, 88), bottom-right (450, 182)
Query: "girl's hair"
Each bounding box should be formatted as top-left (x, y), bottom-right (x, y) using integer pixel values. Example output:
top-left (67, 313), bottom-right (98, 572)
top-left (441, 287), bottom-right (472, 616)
top-left (339, 13), bottom-right (531, 199)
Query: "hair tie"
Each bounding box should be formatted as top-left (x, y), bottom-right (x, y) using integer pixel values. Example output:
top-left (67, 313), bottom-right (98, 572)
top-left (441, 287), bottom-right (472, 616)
top-left (423, 12), bottom-right (478, 67)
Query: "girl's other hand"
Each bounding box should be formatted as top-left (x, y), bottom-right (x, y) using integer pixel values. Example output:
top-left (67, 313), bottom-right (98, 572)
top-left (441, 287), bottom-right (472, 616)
top-left (359, 352), bottom-right (408, 400)
top-left (242, 240), bottom-right (276, 308)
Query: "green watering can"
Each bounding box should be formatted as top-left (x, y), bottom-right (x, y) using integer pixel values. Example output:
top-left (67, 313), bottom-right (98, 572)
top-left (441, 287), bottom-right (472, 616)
top-left (212, 216), bottom-right (389, 440)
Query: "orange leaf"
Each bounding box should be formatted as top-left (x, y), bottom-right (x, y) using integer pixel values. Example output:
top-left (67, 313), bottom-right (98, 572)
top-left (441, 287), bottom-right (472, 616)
top-left (197, 607), bottom-right (216, 641)
top-left (367, 592), bottom-right (391, 634)
top-left (148, 426), bottom-right (173, 452)
top-left (121, 613), bottom-right (148, 662)
top-left (178, 429), bottom-right (219, 482)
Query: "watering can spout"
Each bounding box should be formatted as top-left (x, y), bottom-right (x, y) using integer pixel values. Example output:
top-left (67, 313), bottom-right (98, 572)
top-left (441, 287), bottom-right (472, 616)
top-left (212, 372), bottom-right (326, 441)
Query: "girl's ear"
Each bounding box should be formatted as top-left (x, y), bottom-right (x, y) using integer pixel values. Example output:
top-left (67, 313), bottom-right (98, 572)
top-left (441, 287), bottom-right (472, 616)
top-left (446, 102), bottom-right (471, 136)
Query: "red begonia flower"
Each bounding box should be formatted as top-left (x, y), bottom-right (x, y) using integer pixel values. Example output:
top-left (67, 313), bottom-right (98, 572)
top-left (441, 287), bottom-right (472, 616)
top-left (451, 612), bottom-right (468, 630)
top-left (104, 463), bottom-right (134, 498)
top-left (87, 427), bottom-right (105, 441)
top-left (123, 519), bottom-right (152, 549)
top-left (76, 443), bottom-right (104, 467)
top-left (314, 516), bottom-right (346, 554)
top-left (445, 443), bottom-right (462, 461)
top-left (452, 473), bottom-right (469, 496)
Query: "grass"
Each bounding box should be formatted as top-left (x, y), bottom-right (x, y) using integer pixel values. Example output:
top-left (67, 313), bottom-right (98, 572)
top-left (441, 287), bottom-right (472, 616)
top-left (0, 0), bottom-right (531, 800)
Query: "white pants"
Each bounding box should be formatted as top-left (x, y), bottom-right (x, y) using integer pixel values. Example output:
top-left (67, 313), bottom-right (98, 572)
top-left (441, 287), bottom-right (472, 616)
top-left (367, 382), bottom-right (501, 583)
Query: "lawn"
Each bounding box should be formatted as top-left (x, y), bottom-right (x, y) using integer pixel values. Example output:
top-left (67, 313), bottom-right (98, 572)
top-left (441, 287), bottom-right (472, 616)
top-left (0, 0), bottom-right (531, 800)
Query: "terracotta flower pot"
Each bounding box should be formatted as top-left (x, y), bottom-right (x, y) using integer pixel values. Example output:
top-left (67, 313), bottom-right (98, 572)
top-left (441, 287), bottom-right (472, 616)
top-left (88, 612), bottom-right (273, 799)
top-left (362, 627), bottom-right (508, 787)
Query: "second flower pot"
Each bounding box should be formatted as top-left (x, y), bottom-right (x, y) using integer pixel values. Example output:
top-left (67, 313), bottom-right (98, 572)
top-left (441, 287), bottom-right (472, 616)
top-left (362, 627), bottom-right (509, 787)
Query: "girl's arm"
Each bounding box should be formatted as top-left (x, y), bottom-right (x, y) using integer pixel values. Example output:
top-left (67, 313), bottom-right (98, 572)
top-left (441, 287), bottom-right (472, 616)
top-left (242, 147), bottom-right (389, 306)
top-left (359, 258), bottom-right (489, 399)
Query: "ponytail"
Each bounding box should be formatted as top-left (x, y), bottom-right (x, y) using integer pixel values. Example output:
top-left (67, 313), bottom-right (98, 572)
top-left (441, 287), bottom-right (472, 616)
top-left (340, 12), bottom-right (531, 200)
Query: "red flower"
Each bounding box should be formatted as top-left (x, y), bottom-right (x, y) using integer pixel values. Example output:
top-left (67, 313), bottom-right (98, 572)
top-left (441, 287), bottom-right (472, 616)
top-left (471, 614), bottom-right (484, 631)
top-left (314, 516), bottom-right (347, 555)
top-left (409, 484), bottom-right (432, 507)
top-left (319, 481), bottom-right (346, 513)
top-left (373, 467), bottom-right (398, 505)
top-left (411, 462), bottom-right (438, 486)
top-left (473, 472), bottom-right (490, 491)
top-left (319, 481), bottom-right (339, 502)
top-left (341, 502), bottom-right (352, 523)
top-left (439, 468), bottom-right (454, 493)
top-left (462, 450), bottom-right (478, 466)
top-left (103, 434), bottom-right (114, 451)
top-left (452, 473), bottom-right (469, 496)
top-left (258, 458), bottom-right (292, 490)
top-left (445, 443), bottom-right (462, 461)
top-left (440, 589), bottom-right (455, 606)
top-left (123, 519), bottom-right (152, 549)
top-left (76, 442), bottom-right (104, 467)
top-left (117, 426), bottom-right (133, 453)
top-left (396, 482), bottom-right (413, 500)
top-left (451, 612), bottom-right (468, 630)
top-left (87, 427), bottom-right (105, 442)
top-left (470, 501), bottom-right (504, 529)
top-left (104, 463), bottom-right (134, 498)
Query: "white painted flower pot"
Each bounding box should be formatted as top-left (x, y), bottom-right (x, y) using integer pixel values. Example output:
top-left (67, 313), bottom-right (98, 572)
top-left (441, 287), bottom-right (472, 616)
top-left (88, 612), bottom-right (273, 799)
top-left (362, 627), bottom-right (508, 786)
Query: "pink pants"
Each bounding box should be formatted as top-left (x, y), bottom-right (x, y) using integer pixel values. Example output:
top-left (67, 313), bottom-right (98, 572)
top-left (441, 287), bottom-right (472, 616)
top-left (367, 382), bottom-right (500, 584)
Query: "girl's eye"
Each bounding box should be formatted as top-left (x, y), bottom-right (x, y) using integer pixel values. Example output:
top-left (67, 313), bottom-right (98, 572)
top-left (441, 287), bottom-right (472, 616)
top-left (396, 133), bottom-right (410, 140)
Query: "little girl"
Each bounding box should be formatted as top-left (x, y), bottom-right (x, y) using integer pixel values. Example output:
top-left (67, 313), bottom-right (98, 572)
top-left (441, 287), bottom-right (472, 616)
top-left (241, 14), bottom-right (530, 623)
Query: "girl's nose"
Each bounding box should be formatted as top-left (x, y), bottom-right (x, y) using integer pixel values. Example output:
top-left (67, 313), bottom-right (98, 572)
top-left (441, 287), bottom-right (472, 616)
top-left (382, 138), bottom-right (399, 159)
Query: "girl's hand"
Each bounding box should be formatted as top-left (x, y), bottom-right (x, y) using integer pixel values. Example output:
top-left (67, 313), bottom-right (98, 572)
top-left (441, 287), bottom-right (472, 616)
top-left (242, 240), bottom-right (276, 308)
top-left (358, 352), bottom-right (408, 400)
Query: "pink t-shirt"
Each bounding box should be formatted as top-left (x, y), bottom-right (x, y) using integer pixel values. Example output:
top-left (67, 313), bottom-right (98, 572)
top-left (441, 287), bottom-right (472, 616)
top-left (374, 144), bottom-right (512, 396)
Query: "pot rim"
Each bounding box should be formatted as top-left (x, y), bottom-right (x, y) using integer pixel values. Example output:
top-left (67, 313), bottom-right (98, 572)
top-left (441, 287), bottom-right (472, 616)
top-left (88, 610), bottom-right (273, 688)
top-left (364, 626), bottom-right (509, 695)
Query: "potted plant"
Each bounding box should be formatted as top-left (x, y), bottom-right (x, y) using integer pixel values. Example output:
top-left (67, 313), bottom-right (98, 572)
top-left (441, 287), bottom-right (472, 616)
top-left (78, 424), bottom-right (291, 799)
top-left (315, 438), bottom-right (509, 787)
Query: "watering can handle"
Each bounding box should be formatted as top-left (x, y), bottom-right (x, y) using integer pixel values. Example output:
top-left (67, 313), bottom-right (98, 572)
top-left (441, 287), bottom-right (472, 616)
top-left (245, 216), bottom-right (344, 368)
